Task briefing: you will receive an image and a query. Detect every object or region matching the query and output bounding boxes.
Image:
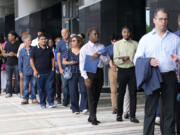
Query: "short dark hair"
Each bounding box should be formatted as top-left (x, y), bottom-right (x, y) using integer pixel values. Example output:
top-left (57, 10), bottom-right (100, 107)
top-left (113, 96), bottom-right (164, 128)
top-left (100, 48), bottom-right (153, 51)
top-left (38, 34), bottom-right (46, 39)
top-left (153, 8), bottom-right (168, 18)
top-left (8, 31), bottom-right (18, 38)
top-left (78, 33), bottom-right (85, 39)
top-left (121, 26), bottom-right (131, 33)
top-left (87, 27), bottom-right (99, 36)
top-left (37, 28), bottom-right (45, 33)
top-left (71, 35), bottom-right (84, 48)
top-left (110, 34), bottom-right (119, 41)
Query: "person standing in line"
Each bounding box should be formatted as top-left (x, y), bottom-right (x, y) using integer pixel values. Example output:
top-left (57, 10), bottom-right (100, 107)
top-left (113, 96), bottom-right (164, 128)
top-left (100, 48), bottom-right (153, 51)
top-left (18, 34), bottom-right (39, 104)
top-left (30, 34), bottom-right (55, 109)
top-left (114, 26), bottom-right (139, 123)
top-left (0, 35), bottom-right (4, 94)
top-left (63, 35), bottom-right (88, 114)
top-left (174, 14), bottom-right (180, 135)
top-left (3, 31), bottom-right (20, 97)
top-left (79, 27), bottom-right (110, 125)
top-left (57, 29), bottom-right (71, 107)
top-left (17, 32), bottom-right (30, 98)
top-left (54, 37), bottom-right (62, 104)
top-left (1, 36), bottom-right (7, 93)
top-left (31, 29), bottom-right (45, 47)
top-left (107, 34), bottom-right (119, 114)
top-left (134, 9), bottom-right (180, 135)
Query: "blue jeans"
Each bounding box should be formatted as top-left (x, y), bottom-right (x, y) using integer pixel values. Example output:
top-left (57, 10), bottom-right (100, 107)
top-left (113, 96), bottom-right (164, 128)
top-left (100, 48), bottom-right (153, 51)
top-left (6, 65), bottom-right (19, 94)
top-left (37, 71), bottom-right (55, 107)
top-left (68, 73), bottom-right (88, 112)
top-left (61, 75), bottom-right (70, 105)
top-left (23, 75), bottom-right (36, 100)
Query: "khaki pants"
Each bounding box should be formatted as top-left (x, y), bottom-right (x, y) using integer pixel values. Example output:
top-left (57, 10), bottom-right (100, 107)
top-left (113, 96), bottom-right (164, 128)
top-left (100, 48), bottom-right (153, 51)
top-left (109, 68), bottom-right (130, 113)
top-left (109, 68), bottom-right (118, 109)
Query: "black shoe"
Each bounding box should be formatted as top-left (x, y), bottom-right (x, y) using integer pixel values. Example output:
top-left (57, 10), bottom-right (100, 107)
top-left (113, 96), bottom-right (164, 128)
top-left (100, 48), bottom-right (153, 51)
top-left (124, 113), bottom-right (129, 119)
top-left (116, 116), bottom-right (123, 122)
top-left (57, 98), bottom-right (61, 104)
top-left (88, 117), bottom-right (92, 123)
top-left (130, 117), bottom-right (139, 123)
top-left (91, 120), bottom-right (98, 125)
top-left (96, 119), bottom-right (101, 124)
top-left (63, 103), bottom-right (68, 107)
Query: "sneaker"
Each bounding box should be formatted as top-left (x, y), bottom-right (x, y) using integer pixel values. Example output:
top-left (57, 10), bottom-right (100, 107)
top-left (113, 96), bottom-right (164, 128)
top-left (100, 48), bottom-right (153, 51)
top-left (112, 109), bottom-right (117, 114)
top-left (41, 106), bottom-right (46, 109)
top-left (21, 100), bottom-right (29, 105)
top-left (82, 109), bottom-right (88, 115)
top-left (74, 112), bottom-right (80, 115)
top-left (49, 104), bottom-right (56, 108)
top-left (32, 99), bottom-right (39, 104)
top-left (155, 117), bottom-right (160, 125)
top-left (5, 93), bottom-right (12, 98)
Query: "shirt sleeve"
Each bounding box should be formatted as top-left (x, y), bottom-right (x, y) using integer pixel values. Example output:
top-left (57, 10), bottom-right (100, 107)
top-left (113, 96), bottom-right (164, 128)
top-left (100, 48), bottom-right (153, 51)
top-left (18, 50), bottom-right (23, 73)
top-left (99, 44), bottom-right (110, 65)
top-left (133, 37), bottom-right (146, 64)
top-left (30, 47), bottom-right (35, 59)
top-left (56, 42), bottom-right (61, 53)
top-left (79, 47), bottom-right (88, 79)
top-left (176, 36), bottom-right (180, 61)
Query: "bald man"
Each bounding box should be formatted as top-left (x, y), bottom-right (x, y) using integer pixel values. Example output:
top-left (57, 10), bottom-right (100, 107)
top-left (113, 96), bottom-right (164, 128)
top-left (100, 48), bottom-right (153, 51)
top-left (57, 28), bottom-right (71, 106)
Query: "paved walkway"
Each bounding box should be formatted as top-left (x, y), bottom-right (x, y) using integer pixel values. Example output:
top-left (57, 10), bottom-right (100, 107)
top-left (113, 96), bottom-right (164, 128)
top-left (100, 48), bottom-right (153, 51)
top-left (0, 93), bottom-right (161, 135)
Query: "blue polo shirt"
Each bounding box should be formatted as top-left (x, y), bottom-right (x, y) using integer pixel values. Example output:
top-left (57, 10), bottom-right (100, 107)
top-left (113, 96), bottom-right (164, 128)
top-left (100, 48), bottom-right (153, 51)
top-left (56, 39), bottom-right (70, 69)
top-left (30, 45), bottom-right (54, 74)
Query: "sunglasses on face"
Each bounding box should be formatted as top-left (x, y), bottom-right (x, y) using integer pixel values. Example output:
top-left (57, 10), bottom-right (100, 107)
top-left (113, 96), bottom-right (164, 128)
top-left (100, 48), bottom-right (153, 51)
top-left (71, 39), bottom-right (77, 42)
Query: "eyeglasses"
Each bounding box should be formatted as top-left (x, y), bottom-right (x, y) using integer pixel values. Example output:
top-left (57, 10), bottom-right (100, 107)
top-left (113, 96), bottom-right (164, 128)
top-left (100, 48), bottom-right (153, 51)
top-left (155, 17), bottom-right (168, 22)
top-left (71, 40), bottom-right (77, 42)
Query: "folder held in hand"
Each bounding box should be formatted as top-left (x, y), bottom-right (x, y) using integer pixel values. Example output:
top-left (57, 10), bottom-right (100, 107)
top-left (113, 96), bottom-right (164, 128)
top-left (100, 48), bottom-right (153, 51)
top-left (84, 55), bottom-right (99, 73)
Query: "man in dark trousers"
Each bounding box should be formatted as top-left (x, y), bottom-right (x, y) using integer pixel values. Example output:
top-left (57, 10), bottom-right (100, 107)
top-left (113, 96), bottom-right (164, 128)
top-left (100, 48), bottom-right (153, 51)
top-left (79, 27), bottom-right (110, 125)
top-left (175, 14), bottom-right (180, 135)
top-left (134, 9), bottom-right (180, 135)
top-left (30, 34), bottom-right (55, 109)
top-left (3, 31), bottom-right (20, 97)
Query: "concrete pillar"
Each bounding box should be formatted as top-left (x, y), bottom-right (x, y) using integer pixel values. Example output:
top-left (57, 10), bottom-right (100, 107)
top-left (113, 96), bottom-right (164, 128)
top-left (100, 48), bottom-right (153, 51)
top-left (15, 0), bottom-right (61, 37)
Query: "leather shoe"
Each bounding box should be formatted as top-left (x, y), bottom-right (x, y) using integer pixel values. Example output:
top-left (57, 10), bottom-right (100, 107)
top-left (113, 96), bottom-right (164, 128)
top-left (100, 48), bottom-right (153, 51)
top-left (116, 116), bottom-right (123, 122)
top-left (91, 120), bottom-right (98, 125)
top-left (124, 113), bottom-right (129, 119)
top-left (130, 117), bottom-right (139, 123)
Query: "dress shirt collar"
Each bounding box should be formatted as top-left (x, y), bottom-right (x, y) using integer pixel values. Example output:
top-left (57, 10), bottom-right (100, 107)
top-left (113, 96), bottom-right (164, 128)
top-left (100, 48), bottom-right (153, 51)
top-left (88, 40), bottom-right (98, 47)
top-left (151, 28), bottom-right (170, 37)
top-left (122, 38), bottom-right (132, 42)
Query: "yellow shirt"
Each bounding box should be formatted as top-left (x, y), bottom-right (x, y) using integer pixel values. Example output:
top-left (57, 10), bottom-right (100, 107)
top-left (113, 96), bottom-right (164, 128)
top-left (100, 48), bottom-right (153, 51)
top-left (113, 39), bottom-right (138, 68)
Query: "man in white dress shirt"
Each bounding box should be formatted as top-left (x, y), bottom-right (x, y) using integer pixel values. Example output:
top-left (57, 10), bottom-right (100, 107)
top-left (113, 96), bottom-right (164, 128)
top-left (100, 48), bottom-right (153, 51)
top-left (31, 29), bottom-right (45, 47)
top-left (79, 27), bottom-right (110, 125)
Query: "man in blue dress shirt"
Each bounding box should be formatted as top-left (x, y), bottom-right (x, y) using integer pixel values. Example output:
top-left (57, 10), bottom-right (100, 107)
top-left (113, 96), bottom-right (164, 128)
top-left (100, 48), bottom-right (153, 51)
top-left (134, 9), bottom-right (180, 135)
